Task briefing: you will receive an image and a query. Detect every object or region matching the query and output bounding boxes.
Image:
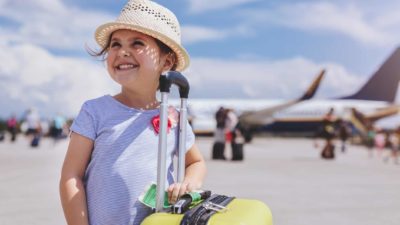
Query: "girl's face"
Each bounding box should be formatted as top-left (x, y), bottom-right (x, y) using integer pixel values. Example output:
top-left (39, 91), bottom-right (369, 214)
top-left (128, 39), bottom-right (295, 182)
top-left (106, 29), bottom-right (173, 91)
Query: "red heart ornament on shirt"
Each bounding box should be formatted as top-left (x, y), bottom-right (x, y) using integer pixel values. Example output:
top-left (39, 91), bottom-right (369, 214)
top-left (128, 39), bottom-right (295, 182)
top-left (151, 115), bottom-right (172, 134)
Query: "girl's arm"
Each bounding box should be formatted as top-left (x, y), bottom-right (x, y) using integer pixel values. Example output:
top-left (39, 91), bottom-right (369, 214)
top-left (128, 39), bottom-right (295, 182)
top-left (59, 132), bottom-right (94, 225)
top-left (168, 144), bottom-right (207, 203)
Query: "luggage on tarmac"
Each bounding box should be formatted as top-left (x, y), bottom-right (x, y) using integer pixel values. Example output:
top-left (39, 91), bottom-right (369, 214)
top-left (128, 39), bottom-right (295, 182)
top-left (231, 143), bottom-right (243, 161)
top-left (212, 142), bottom-right (226, 160)
top-left (141, 72), bottom-right (273, 225)
top-left (31, 135), bottom-right (40, 147)
top-left (321, 143), bottom-right (335, 159)
top-left (231, 129), bottom-right (244, 161)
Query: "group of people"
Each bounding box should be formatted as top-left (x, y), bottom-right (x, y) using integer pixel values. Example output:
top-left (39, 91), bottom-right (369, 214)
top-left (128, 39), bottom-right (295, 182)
top-left (212, 106), bottom-right (245, 161)
top-left (0, 109), bottom-right (68, 147)
top-left (318, 107), bottom-right (399, 164)
top-left (366, 127), bottom-right (400, 164)
top-left (318, 108), bottom-right (352, 159)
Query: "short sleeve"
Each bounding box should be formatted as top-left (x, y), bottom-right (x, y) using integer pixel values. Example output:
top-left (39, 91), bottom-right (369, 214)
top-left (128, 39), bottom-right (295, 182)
top-left (185, 121), bottom-right (196, 152)
top-left (70, 102), bottom-right (96, 141)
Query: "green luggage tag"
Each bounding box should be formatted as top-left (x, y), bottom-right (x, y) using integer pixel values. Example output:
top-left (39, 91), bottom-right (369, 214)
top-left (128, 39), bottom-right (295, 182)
top-left (139, 183), bottom-right (171, 209)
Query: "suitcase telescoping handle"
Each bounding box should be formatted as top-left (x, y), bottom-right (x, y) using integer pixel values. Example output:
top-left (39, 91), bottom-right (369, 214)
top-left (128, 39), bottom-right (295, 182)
top-left (156, 71), bottom-right (190, 212)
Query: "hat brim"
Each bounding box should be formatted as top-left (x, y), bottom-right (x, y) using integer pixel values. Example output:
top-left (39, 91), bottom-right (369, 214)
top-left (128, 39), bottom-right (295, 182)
top-left (95, 22), bottom-right (190, 72)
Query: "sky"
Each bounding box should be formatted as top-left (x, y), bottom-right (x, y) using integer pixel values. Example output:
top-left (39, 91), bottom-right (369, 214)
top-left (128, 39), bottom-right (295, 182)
top-left (1, 0), bottom-right (400, 119)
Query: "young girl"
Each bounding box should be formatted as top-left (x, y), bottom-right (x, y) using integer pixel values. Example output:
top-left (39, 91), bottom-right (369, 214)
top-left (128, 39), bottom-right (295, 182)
top-left (59, 1), bottom-right (206, 224)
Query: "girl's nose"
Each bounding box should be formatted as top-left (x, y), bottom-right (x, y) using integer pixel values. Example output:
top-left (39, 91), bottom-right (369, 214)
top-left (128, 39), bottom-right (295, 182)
top-left (118, 49), bottom-right (131, 57)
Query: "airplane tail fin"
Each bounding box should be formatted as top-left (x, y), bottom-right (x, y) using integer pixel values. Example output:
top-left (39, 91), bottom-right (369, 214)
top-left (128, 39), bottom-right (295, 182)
top-left (298, 69), bottom-right (325, 101)
top-left (340, 48), bottom-right (400, 102)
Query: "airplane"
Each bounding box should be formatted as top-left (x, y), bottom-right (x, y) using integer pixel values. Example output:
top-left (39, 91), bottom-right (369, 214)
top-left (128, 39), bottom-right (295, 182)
top-left (260, 47), bottom-right (400, 137)
top-left (179, 47), bottom-right (400, 139)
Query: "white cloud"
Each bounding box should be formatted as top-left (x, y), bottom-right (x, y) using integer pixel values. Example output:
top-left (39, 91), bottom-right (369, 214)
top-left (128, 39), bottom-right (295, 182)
top-left (188, 0), bottom-right (260, 13)
top-left (181, 25), bottom-right (253, 44)
top-left (372, 11), bottom-right (400, 41)
top-left (0, 0), bottom-right (113, 51)
top-left (181, 23), bottom-right (254, 45)
top-left (182, 26), bottom-right (228, 44)
top-left (241, 2), bottom-right (398, 47)
top-left (181, 26), bottom-right (228, 44)
top-left (185, 56), bottom-right (361, 99)
top-left (0, 42), bottom-right (119, 118)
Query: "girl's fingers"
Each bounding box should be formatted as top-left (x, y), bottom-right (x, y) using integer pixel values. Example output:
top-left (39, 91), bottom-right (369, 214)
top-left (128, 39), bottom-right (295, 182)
top-left (168, 182), bottom-right (192, 204)
top-left (167, 183), bottom-right (175, 203)
top-left (169, 183), bottom-right (181, 204)
top-left (178, 182), bottom-right (188, 198)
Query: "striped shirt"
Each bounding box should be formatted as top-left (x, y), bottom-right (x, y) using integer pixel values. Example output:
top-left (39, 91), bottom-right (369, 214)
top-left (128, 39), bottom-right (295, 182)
top-left (70, 95), bottom-right (195, 225)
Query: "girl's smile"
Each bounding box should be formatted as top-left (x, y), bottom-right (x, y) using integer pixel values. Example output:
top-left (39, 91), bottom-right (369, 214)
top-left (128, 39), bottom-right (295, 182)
top-left (116, 63), bottom-right (137, 70)
top-left (114, 61), bottom-right (139, 73)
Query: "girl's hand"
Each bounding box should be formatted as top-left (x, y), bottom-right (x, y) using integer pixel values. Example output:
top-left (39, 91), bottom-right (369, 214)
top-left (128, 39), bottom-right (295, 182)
top-left (168, 144), bottom-right (206, 204)
top-left (167, 180), bottom-right (200, 204)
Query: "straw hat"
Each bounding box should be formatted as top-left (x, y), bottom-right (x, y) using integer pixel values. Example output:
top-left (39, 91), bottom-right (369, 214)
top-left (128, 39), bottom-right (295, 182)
top-left (95, 0), bottom-right (189, 71)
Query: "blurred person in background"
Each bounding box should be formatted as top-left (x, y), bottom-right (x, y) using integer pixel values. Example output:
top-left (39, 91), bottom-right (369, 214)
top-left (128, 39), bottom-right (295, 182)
top-left (0, 123), bottom-right (4, 142)
top-left (212, 106), bottom-right (227, 160)
top-left (338, 119), bottom-right (351, 153)
top-left (374, 128), bottom-right (386, 158)
top-left (24, 108), bottom-right (42, 147)
top-left (6, 113), bottom-right (18, 142)
top-left (366, 125), bottom-right (376, 158)
top-left (384, 129), bottom-right (399, 164)
top-left (225, 108), bottom-right (238, 143)
top-left (51, 113), bottom-right (67, 142)
top-left (225, 109), bottom-right (244, 161)
top-left (320, 107), bottom-right (337, 159)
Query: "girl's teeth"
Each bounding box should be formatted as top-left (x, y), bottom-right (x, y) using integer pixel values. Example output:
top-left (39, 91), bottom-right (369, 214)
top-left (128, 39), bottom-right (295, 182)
top-left (119, 64), bottom-right (134, 69)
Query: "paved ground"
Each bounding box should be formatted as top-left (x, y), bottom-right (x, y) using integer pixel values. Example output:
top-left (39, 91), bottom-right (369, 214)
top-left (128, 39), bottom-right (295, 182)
top-left (0, 135), bottom-right (399, 225)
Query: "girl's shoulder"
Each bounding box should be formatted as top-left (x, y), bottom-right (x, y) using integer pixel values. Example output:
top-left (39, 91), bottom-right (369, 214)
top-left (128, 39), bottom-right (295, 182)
top-left (80, 95), bottom-right (118, 112)
top-left (82, 95), bottom-right (111, 108)
top-left (79, 95), bottom-right (119, 118)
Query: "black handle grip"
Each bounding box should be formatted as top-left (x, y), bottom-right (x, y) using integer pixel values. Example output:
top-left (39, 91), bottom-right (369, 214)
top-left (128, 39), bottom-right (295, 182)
top-left (159, 71), bottom-right (190, 98)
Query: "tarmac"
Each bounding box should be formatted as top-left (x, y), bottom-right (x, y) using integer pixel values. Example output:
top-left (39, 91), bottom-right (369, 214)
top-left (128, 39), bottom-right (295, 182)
top-left (0, 135), bottom-right (399, 225)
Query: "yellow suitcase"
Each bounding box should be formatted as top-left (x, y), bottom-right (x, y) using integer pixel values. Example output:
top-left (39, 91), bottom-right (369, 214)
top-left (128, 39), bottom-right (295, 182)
top-left (141, 198), bottom-right (273, 225)
top-left (144, 72), bottom-right (273, 225)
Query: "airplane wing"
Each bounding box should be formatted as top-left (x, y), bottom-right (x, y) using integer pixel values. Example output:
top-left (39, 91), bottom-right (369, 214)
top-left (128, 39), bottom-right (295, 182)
top-left (315, 105), bottom-right (400, 136)
top-left (364, 105), bottom-right (400, 122)
top-left (343, 106), bottom-right (399, 135)
top-left (239, 69), bottom-right (325, 126)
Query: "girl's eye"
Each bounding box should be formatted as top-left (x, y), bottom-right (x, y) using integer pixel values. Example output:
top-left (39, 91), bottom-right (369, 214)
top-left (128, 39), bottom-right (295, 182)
top-left (132, 40), bottom-right (144, 47)
top-left (110, 42), bottom-right (121, 48)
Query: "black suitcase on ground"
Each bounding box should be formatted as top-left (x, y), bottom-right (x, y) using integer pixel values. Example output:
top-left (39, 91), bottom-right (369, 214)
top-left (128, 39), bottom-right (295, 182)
top-left (31, 135), bottom-right (40, 147)
top-left (321, 144), bottom-right (335, 159)
top-left (231, 143), bottom-right (243, 161)
top-left (212, 142), bottom-right (226, 160)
